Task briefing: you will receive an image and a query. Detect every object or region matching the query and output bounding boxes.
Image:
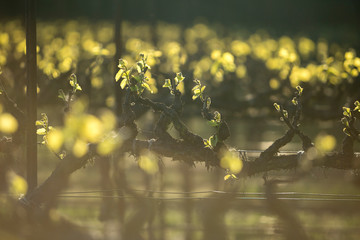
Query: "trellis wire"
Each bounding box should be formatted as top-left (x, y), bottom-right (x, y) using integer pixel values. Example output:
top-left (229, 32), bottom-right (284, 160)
top-left (56, 195), bottom-right (360, 202)
top-left (60, 189), bottom-right (360, 197)
top-left (51, 189), bottom-right (360, 202)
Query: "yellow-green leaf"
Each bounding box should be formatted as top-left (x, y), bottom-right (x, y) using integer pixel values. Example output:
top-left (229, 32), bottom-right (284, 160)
top-left (142, 82), bottom-right (153, 93)
top-left (224, 174), bottom-right (231, 181)
top-left (120, 78), bottom-right (127, 89)
top-left (163, 79), bottom-right (171, 89)
top-left (36, 128), bottom-right (46, 135)
top-left (35, 120), bottom-right (44, 126)
top-left (274, 103), bottom-right (280, 112)
top-left (192, 93), bottom-right (200, 100)
top-left (115, 69), bottom-right (124, 82)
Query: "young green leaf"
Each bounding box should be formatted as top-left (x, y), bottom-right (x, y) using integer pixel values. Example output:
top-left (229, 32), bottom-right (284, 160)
top-left (224, 174), bottom-right (231, 181)
top-left (208, 120), bottom-right (219, 127)
top-left (192, 93), bottom-right (200, 100)
top-left (69, 73), bottom-right (77, 87)
top-left (75, 84), bottom-right (82, 91)
top-left (192, 84), bottom-right (200, 92)
top-left (354, 100), bottom-right (360, 112)
top-left (115, 69), bottom-right (124, 82)
top-left (203, 139), bottom-right (211, 149)
top-left (341, 117), bottom-right (349, 127)
top-left (224, 173), bottom-right (237, 180)
top-left (163, 79), bottom-right (172, 89)
top-left (214, 111), bottom-right (221, 123)
top-left (201, 85), bottom-right (206, 93)
top-left (58, 89), bottom-right (66, 101)
top-left (193, 88), bottom-right (201, 95)
top-left (282, 109), bottom-right (288, 118)
top-left (343, 107), bottom-right (351, 117)
top-left (120, 78), bottom-right (127, 89)
top-left (206, 97), bottom-right (211, 109)
top-left (209, 135), bottom-right (218, 147)
top-left (136, 61), bottom-right (144, 73)
top-left (274, 103), bottom-right (281, 112)
top-left (142, 82), bottom-right (153, 93)
top-left (175, 72), bottom-right (185, 85)
top-left (35, 120), bottom-right (44, 126)
top-left (118, 59), bottom-right (127, 68)
top-left (36, 128), bottom-right (47, 135)
top-left (296, 86), bottom-right (303, 96)
top-left (343, 127), bottom-right (351, 136)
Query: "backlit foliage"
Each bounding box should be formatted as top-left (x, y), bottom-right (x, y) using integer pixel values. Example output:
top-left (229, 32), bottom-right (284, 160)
top-left (0, 20), bottom-right (358, 106)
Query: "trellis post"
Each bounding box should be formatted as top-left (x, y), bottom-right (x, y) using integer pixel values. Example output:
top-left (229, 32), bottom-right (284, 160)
top-left (26, 0), bottom-right (37, 191)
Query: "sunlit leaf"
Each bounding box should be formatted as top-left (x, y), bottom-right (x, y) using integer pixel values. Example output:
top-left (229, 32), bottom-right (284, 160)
top-left (58, 89), bottom-right (66, 101)
top-left (206, 97), bottom-right (211, 109)
top-left (209, 135), bottom-right (218, 147)
top-left (36, 127), bottom-right (46, 135)
top-left (35, 120), bottom-right (44, 126)
top-left (75, 84), bottom-right (82, 91)
top-left (59, 152), bottom-right (66, 160)
top-left (136, 61), bottom-right (143, 73)
top-left (274, 103), bottom-right (280, 112)
top-left (175, 72), bottom-right (185, 84)
top-left (282, 109), bottom-right (288, 118)
top-left (341, 117), bottom-right (349, 127)
top-left (354, 101), bottom-right (360, 112)
top-left (343, 127), bottom-right (351, 136)
top-left (193, 88), bottom-right (201, 95)
top-left (192, 85), bottom-right (200, 92)
top-left (224, 174), bottom-right (237, 181)
top-left (118, 59), bottom-right (127, 68)
top-left (163, 79), bottom-right (172, 89)
top-left (296, 86), bottom-right (303, 96)
top-left (214, 111), bottom-right (221, 123)
top-left (343, 107), bottom-right (351, 117)
top-left (203, 139), bottom-right (211, 149)
top-left (224, 174), bottom-right (231, 181)
top-left (142, 82), bottom-right (153, 93)
top-left (69, 73), bottom-right (77, 87)
top-left (192, 94), bottom-right (199, 100)
top-left (120, 78), bottom-right (127, 89)
top-left (208, 119), bottom-right (219, 127)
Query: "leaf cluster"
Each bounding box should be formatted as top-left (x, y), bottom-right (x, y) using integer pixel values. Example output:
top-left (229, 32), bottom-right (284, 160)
top-left (115, 54), bottom-right (153, 95)
top-left (341, 101), bottom-right (360, 140)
